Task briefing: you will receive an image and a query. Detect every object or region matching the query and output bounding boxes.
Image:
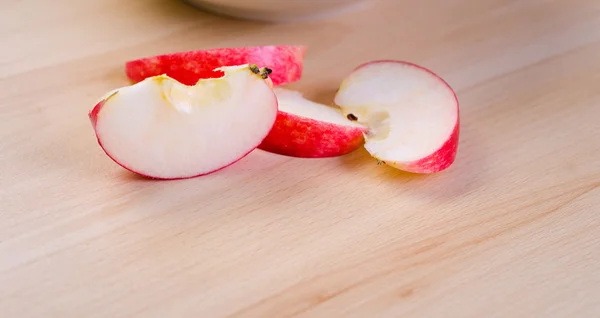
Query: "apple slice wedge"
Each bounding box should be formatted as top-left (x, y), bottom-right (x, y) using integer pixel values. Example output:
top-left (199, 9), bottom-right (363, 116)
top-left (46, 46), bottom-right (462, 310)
top-left (334, 60), bottom-right (459, 173)
top-left (125, 45), bottom-right (306, 87)
top-left (258, 88), bottom-right (367, 158)
top-left (89, 64), bottom-right (278, 180)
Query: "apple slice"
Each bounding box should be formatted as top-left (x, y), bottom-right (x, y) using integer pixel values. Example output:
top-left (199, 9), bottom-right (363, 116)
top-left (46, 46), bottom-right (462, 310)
top-left (125, 45), bottom-right (306, 87)
top-left (89, 64), bottom-right (278, 180)
top-left (257, 88), bottom-right (367, 158)
top-left (334, 60), bottom-right (459, 173)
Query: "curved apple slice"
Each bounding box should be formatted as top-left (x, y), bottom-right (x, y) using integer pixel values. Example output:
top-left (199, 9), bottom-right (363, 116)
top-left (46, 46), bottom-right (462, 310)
top-left (258, 88), bottom-right (367, 158)
top-left (125, 45), bottom-right (306, 87)
top-left (334, 60), bottom-right (459, 173)
top-left (89, 65), bottom-right (278, 180)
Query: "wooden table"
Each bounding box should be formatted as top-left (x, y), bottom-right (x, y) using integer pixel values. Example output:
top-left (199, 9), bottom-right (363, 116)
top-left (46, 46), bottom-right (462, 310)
top-left (2, 0), bottom-right (599, 317)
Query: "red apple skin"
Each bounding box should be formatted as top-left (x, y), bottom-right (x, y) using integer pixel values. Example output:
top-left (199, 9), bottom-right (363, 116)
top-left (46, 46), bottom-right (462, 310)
top-left (340, 59), bottom-right (460, 174)
top-left (258, 112), bottom-right (366, 158)
top-left (125, 45), bottom-right (306, 86)
top-left (88, 99), bottom-right (103, 130)
top-left (88, 90), bottom-right (276, 180)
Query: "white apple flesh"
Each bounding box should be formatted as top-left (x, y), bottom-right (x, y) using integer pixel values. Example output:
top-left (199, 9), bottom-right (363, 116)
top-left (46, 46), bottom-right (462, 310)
top-left (334, 60), bottom-right (459, 173)
top-left (258, 88), bottom-right (367, 158)
top-left (89, 65), bottom-right (278, 179)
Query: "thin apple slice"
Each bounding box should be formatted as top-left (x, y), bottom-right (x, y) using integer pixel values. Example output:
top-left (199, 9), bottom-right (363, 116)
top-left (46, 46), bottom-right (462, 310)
top-left (334, 60), bottom-right (459, 173)
top-left (125, 45), bottom-right (306, 87)
top-left (258, 88), bottom-right (367, 158)
top-left (89, 65), bottom-right (278, 179)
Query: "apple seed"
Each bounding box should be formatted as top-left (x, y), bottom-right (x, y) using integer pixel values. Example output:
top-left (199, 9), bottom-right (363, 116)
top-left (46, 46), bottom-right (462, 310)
top-left (347, 113), bottom-right (358, 121)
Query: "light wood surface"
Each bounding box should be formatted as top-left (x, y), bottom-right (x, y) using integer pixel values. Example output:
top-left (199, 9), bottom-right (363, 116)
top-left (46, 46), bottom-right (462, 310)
top-left (2, 0), bottom-right (600, 317)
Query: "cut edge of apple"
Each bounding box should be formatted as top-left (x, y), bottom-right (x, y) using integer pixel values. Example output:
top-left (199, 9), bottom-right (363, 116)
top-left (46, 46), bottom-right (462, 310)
top-left (334, 60), bottom-right (460, 174)
top-left (89, 64), bottom-right (279, 180)
top-left (274, 88), bottom-right (367, 133)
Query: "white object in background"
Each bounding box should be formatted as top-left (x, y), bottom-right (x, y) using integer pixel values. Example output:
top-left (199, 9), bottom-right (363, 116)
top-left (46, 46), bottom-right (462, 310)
top-left (183, 0), bottom-right (371, 22)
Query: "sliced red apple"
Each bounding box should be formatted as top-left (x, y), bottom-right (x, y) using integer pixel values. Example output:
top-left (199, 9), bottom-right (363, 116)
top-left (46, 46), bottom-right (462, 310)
top-left (334, 60), bottom-right (459, 173)
top-left (125, 45), bottom-right (306, 87)
top-left (89, 64), bottom-right (278, 180)
top-left (257, 88), bottom-right (367, 158)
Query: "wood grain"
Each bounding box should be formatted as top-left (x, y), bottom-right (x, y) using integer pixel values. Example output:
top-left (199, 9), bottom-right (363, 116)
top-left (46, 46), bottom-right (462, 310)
top-left (1, 0), bottom-right (599, 317)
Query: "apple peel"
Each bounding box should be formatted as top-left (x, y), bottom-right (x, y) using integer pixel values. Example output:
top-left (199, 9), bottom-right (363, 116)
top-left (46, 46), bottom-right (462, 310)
top-left (125, 45), bottom-right (306, 87)
top-left (258, 88), bottom-right (367, 158)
